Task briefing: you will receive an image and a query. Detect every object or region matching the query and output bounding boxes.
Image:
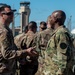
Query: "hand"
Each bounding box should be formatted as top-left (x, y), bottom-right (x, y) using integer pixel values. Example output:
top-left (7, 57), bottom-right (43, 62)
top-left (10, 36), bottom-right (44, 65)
top-left (26, 46), bottom-right (38, 56)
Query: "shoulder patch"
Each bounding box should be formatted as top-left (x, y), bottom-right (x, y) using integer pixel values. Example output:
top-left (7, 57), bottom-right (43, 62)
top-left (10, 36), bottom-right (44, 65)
top-left (60, 43), bottom-right (67, 49)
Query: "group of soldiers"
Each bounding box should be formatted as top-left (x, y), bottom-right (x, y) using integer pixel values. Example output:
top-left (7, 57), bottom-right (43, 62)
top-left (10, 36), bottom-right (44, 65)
top-left (0, 3), bottom-right (75, 75)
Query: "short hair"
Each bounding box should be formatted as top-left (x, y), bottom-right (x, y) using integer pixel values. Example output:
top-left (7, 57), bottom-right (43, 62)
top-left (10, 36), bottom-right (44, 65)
top-left (40, 21), bottom-right (47, 29)
top-left (53, 10), bottom-right (66, 25)
top-left (28, 21), bottom-right (37, 30)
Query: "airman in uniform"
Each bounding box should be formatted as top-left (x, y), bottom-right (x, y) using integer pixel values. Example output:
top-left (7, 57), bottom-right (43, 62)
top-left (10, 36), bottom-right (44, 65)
top-left (35, 16), bottom-right (54, 75)
top-left (16, 21), bottom-right (39, 75)
top-left (43, 10), bottom-right (74, 75)
top-left (0, 4), bottom-right (37, 75)
top-left (39, 21), bottom-right (47, 32)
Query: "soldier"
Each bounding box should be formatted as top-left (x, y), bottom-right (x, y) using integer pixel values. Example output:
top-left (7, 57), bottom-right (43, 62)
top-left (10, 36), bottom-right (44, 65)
top-left (39, 21), bottom-right (47, 31)
top-left (43, 10), bottom-right (74, 75)
top-left (35, 15), bottom-right (54, 75)
top-left (14, 25), bottom-right (28, 49)
top-left (14, 25), bottom-right (28, 75)
top-left (0, 4), bottom-right (38, 75)
top-left (18, 21), bottom-right (38, 75)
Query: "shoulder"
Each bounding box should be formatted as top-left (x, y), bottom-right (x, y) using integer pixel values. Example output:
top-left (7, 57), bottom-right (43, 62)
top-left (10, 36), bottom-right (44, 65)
top-left (56, 27), bottom-right (69, 35)
top-left (52, 27), bottom-right (70, 40)
top-left (15, 33), bottom-right (25, 39)
top-left (14, 33), bottom-right (25, 43)
top-left (0, 26), bottom-right (8, 41)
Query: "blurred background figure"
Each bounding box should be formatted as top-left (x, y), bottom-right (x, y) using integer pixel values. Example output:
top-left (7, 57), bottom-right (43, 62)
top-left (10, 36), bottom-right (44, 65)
top-left (23, 25), bottom-right (28, 33)
top-left (35, 15), bottom-right (54, 75)
top-left (39, 21), bottom-right (47, 31)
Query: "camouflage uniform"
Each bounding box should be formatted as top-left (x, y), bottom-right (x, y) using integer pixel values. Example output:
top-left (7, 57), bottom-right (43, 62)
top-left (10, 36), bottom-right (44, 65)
top-left (35, 28), bottom-right (53, 75)
top-left (0, 23), bottom-right (18, 75)
top-left (0, 22), bottom-right (27, 75)
top-left (18, 31), bottom-right (38, 75)
top-left (14, 33), bottom-right (26, 75)
top-left (42, 26), bottom-right (73, 75)
top-left (14, 33), bottom-right (25, 49)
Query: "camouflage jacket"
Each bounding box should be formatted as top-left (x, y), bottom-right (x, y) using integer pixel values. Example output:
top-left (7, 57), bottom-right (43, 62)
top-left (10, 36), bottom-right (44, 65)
top-left (21, 31), bottom-right (37, 49)
top-left (19, 31), bottom-right (38, 65)
top-left (0, 23), bottom-right (23, 73)
top-left (44, 26), bottom-right (73, 75)
top-left (37, 28), bottom-right (53, 50)
top-left (14, 33), bottom-right (25, 49)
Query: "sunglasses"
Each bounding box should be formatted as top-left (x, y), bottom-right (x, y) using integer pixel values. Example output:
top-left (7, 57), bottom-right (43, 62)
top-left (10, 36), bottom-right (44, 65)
top-left (1, 12), bottom-right (14, 16)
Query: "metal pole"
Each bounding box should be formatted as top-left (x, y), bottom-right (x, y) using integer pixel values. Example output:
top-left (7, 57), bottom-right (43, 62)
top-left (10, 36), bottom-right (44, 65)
top-left (12, 14), bottom-right (15, 36)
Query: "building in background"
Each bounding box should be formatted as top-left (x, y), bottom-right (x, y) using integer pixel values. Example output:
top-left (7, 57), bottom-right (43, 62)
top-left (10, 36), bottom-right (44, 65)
top-left (19, 1), bottom-right (31, 33)
top-left (12, 1), bottom-right (31, 36)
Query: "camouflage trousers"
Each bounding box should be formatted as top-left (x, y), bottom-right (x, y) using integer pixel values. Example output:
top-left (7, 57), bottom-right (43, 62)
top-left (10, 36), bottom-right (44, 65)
top-left (35, 56), bottom-right (45, 75)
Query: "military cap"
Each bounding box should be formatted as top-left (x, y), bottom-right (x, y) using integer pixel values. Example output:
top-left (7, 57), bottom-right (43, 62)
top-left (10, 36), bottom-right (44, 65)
top-left (0, 3), bottom-right (7, 8)
top-left (0, 3), bottom-right (16, 12)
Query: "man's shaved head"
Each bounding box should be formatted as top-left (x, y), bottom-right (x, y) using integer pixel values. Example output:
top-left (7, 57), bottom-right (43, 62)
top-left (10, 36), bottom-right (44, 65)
top-left (52, 10), bottom-right (66, 24)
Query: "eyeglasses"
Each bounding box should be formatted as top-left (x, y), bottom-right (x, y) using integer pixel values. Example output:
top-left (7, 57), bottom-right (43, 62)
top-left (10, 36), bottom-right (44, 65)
top-left (1, 12), bottom-right (14, 16)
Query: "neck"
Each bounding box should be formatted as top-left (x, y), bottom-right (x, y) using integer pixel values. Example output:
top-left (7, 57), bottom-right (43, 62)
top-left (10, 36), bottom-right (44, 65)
top-left (48, 24), bottom-right (51, 28)
top-left (54, 23), bottom-right (60, 30)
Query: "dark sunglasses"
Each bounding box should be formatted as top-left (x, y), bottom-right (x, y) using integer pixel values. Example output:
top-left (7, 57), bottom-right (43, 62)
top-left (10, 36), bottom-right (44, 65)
top-left (2, 12), bottom-right (14, 16)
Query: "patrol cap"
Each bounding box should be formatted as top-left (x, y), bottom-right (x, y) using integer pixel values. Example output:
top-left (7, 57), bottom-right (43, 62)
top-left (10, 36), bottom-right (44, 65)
top-left (0, 3), bottom-right (7, 7)
top-left (0, 3), bottom-right (16, 12)
top-left (0, 3), bottom-right (7, 10)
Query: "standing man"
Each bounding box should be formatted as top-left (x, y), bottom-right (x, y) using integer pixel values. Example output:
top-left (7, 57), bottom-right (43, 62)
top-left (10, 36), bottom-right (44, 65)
top-left (19, 21), bottom-right (38, 75)
top-left (35, 15), bottom-right (54, 75)
top-left (0, 4), bottom-right (37, 75)
top-left (39, 21), bottom-right (47, 32)
top-left (43, 10), bottom-right (73, 75)
top-left (14, 25), bottom-right (28, 75)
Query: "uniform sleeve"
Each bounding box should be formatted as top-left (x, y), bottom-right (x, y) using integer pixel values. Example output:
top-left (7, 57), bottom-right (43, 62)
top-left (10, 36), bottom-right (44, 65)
top-left (56, 32), bottom-right (69, 59)
top-left (14, 35), bottom-right (21, 49)
top-left (55, 31), bottom-right (71, 72)
top-left (0, 28), bottom-right (17, 60)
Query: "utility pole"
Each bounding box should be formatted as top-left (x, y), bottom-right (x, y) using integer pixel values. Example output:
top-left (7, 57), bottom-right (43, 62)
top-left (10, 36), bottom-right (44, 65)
top-left (67, 16), bottom-right (72, 32)
top-left (12, 4), bottom-right (16, 36)
top-left (12, 14), bottom-right (15, 36)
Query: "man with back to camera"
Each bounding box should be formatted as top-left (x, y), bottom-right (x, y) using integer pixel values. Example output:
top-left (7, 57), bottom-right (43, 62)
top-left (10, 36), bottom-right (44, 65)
top-left (18, 21), bottom-right (38, 75)
top-left (0, 4), bottom-right (38, 75)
